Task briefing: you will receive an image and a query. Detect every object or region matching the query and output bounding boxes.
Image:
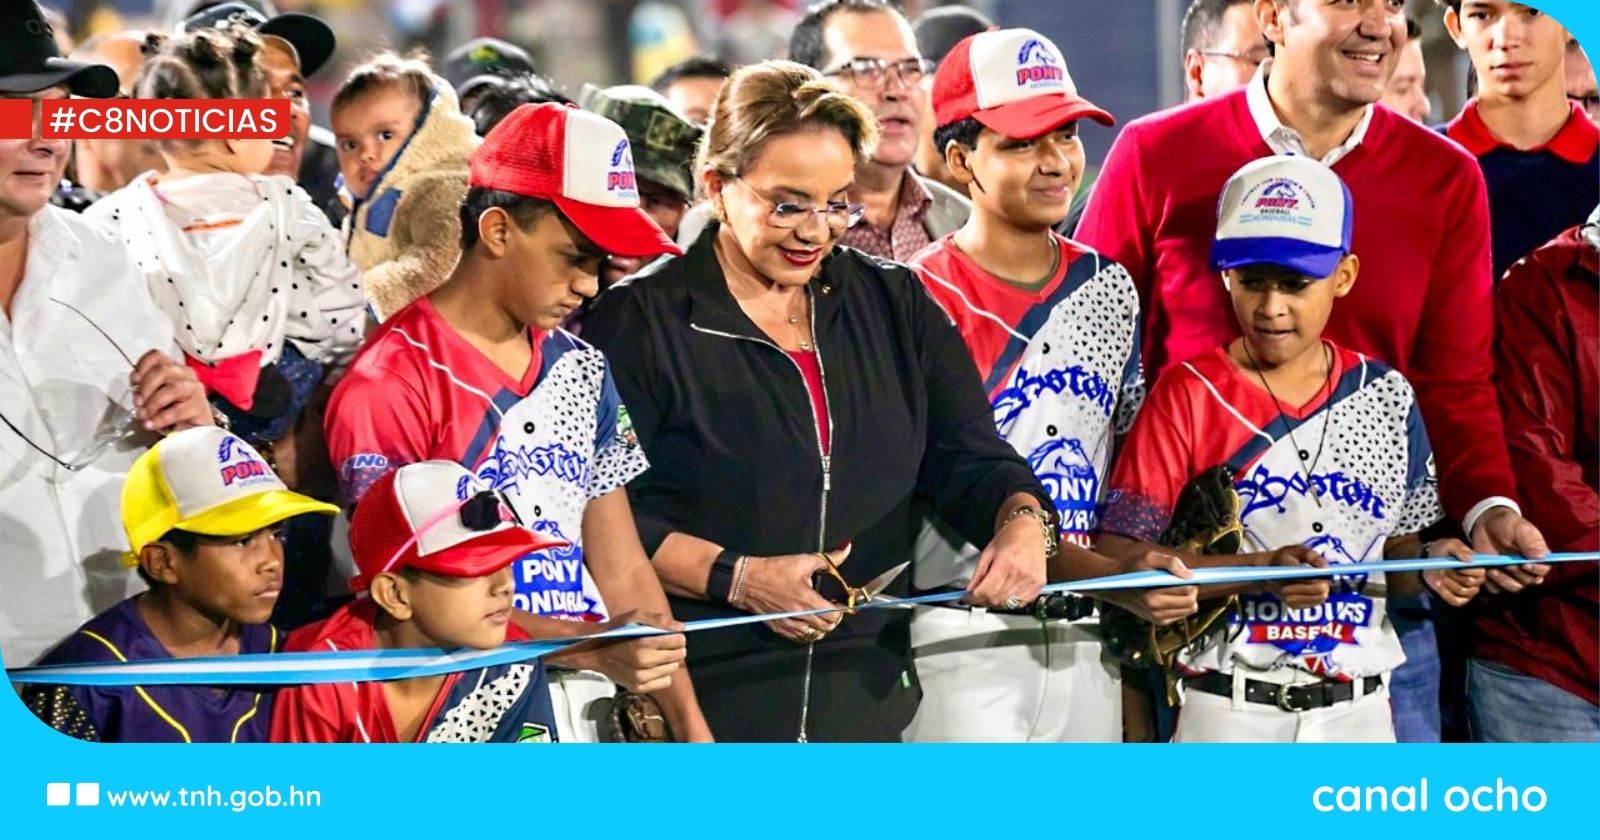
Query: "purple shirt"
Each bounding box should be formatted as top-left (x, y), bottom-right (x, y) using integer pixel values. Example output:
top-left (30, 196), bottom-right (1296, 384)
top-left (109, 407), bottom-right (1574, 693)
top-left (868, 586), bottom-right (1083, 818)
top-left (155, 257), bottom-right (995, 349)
top-left (22, 597), bottom-right (279, 743)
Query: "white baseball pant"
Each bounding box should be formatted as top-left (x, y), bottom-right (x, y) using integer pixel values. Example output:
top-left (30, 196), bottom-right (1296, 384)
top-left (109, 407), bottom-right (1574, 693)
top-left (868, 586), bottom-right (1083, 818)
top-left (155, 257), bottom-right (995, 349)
top-left (547, 669), bottom-right (618, 743)
top-left (1172, 669), bottom-right (1396, 743)
top-left (902, 606), bottom-right (1121, 742)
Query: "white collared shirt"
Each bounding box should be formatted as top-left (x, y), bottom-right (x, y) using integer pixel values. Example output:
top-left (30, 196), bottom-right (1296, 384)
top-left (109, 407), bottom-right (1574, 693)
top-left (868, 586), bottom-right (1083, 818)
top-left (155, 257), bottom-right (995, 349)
top-left (0, 205), bottom-right (175, 666)
top-left (1245, 59), bottom-right (1375, 166)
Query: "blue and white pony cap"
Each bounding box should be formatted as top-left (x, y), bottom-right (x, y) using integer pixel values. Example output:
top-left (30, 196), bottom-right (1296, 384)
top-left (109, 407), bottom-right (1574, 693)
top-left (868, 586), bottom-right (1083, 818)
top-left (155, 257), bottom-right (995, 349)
top-left (1211, 155), bottom-right (1354, 280)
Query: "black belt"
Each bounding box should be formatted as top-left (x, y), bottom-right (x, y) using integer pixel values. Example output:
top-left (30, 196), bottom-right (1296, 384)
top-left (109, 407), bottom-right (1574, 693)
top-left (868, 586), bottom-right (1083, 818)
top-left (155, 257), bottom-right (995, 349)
top-left (926, 590), bottom-right (1096, 621)
top-left (1183, 672), bottom-right (1383, 712)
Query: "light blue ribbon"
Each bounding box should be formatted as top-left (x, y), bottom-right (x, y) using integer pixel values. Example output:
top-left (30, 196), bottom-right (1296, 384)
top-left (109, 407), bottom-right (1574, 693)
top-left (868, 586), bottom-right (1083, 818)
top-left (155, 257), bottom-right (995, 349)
top-left (8, 552), bottom-right (1593, 687)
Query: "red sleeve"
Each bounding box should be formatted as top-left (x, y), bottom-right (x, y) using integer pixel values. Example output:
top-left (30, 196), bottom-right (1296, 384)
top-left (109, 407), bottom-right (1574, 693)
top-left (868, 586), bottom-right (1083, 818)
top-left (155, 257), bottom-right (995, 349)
top-left (323, 358), bottom-right (433, 510)
top-left (1495, 249), bottom-right (1600, 555)
top-left (1409, 161), bottom-right (1519, 521)
top-left (1075, 121), bottom-right (1154, 308)
top-left (1098, 368), bottom-right (1198, 542)
top-left (269, 683), bottom-right (350, 743)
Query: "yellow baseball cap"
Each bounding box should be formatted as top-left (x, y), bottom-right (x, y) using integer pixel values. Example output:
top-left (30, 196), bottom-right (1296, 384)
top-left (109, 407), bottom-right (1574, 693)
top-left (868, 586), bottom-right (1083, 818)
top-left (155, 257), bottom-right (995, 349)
top-left (121, 427), bottom-right (338, 567)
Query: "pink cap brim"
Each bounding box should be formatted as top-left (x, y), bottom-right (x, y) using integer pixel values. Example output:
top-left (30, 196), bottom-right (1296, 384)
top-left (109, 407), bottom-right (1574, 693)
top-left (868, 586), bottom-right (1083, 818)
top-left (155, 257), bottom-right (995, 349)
top-left (971, 94), bottom-right (1115, 139)
top-left (553, 197), bottom-right (685, 259)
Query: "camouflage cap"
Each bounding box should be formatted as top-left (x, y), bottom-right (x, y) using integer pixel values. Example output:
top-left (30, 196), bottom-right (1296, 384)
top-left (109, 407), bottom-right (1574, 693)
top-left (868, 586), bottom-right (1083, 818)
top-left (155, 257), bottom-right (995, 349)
top-left (578, 84), bottom-right (702, 202)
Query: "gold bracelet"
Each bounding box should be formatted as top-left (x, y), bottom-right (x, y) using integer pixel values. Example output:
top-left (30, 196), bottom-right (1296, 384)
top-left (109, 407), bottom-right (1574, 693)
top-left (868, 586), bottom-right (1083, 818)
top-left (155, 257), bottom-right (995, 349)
top-left (728, 556), bottom-right (751, 607)
top-left (1006, 505), bottom-right (1059, 562)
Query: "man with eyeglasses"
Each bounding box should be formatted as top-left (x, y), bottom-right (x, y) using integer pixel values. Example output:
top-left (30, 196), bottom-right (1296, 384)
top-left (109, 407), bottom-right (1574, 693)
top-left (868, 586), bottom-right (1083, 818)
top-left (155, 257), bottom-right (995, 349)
top-left (789, 0), bottom-right (969, 262)
top-left (1182, 0), bottom-right (1269, 102)
top-left (1, 0), bottom-right (216, 669)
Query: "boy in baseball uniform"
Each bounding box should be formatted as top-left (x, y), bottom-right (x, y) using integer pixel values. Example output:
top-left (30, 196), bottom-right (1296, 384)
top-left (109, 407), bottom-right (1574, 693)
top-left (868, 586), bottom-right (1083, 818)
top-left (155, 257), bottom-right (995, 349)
top-left (1095, 156), bottom-right (1484, 742)
top-left (904, 29), bottom-right (1196, 742)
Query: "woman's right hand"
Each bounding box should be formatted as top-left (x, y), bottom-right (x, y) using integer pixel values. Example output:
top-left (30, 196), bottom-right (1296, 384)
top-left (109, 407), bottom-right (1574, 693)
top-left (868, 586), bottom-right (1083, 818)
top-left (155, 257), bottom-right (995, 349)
top-left (734, 546), bottom-right (852, 643)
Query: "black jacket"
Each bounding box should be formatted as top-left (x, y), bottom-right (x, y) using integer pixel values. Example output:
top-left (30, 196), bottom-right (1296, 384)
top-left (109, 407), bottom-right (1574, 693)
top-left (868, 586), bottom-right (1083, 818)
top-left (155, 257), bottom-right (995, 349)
top-left (584, 225), bottom-right (1046, 741)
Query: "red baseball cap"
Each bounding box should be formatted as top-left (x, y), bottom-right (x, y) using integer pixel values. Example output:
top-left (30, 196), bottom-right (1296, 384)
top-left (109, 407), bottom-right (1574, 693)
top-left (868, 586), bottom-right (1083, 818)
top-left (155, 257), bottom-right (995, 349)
top-left (469, 102), bottom-right (684, 259)
top-left (932, 28), bottom-right (1113, 139)
top-left (348, 461), bottom-right (566, 592)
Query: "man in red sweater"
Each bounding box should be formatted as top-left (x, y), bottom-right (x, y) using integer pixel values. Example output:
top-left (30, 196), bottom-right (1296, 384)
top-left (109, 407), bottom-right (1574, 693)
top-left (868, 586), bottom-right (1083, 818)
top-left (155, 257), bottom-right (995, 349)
top-left (1476, 210), bottom-right (1599, 741)
top-left (1077, 0), bottom-right (1548, 574)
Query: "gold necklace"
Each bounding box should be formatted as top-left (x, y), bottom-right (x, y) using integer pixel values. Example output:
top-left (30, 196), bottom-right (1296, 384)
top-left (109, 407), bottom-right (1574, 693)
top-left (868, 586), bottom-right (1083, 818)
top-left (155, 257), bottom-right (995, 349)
top-left (786, 296), bottom-right (813, 351)
top-left (716, 236), bottom-right (815, 350)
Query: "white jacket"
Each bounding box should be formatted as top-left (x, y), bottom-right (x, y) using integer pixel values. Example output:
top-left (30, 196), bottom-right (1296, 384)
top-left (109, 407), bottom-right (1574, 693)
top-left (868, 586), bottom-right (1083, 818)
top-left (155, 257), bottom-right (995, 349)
top-left (0, 206), bottom-right (176, 666)
top-left (86, 172), bottom-right (367, 370)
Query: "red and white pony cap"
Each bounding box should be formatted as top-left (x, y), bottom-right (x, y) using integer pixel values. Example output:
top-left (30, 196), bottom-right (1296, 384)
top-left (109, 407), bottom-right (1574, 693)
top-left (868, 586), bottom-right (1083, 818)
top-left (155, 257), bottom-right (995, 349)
top-left (349, 461), bottom-right (565, 592)
top-left (469, 102), bottom-right (684, 259)
top-left (932, 28), bottom-right (1113, 139)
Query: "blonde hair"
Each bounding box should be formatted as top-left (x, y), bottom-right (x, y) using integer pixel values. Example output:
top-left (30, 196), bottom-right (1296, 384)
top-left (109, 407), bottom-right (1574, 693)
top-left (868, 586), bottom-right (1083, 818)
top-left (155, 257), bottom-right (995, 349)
top-left (697, 60), bottom-right (878, 192)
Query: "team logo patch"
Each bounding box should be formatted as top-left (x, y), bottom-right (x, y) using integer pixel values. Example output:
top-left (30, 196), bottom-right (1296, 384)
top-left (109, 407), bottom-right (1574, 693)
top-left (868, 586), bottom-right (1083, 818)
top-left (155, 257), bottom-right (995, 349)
top-left (1235, 587), bottom-right (1375, 660)
top-left (1014, 38), bottom-right (1065, 87)
top-left (616, 405), bottom-right (638, 448)
top-left (512, 520), bottom-right (603, 621)
top-left (340, 454), bottom-right (391, 502)
top-left (469, 44), bottom-right (505, 65)
top-left (606, 139), bottom-right (637, 194)
top-left (1028, 437), bottom-right (1100, 539)
top-left (216, 436), bottom-right (273, 488)
top-left (515, 722), bottom-right (553, 744)
top-left (1238, 177), bottom-right (1318, 231)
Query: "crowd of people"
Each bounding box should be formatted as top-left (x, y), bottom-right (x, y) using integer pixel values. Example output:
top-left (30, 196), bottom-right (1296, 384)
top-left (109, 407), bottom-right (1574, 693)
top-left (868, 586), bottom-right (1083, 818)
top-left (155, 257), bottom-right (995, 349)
top-left (0, 0), bottom-right (1594, 744)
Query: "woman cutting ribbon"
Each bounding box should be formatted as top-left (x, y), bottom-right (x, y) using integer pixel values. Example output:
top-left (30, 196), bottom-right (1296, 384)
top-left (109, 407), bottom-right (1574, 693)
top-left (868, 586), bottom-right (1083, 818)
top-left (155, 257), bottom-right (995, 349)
top-left (584, 61), bottom-right (1059, 742)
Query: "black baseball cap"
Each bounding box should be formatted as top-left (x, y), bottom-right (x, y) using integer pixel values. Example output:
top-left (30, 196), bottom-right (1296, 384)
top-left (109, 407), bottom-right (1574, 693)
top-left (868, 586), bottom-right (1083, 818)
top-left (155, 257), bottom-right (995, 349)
top-left (0, 0), bottom-right (119, 97)
top-left (913, 5), bottom-right (996, 66)
top-left (178, 1), bottom-right (336, 78)
top-left (443, 38), bottom-right (536, 96)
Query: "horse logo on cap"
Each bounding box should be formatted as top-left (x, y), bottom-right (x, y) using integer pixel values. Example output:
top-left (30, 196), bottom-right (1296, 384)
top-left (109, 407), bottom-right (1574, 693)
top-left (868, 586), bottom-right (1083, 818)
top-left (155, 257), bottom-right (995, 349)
top-left (1254, 178), bottom-right (1307, 211)
top-left (216, 435), bottom-right (271, 487)
top-left (606, 139), bottom-right (637, 193)
top-left (1015, 37), bottom-right (1065, 87)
